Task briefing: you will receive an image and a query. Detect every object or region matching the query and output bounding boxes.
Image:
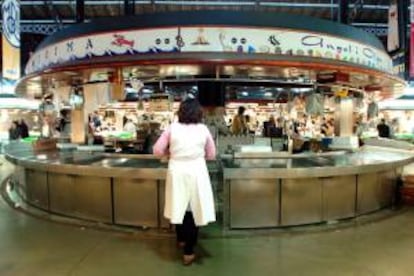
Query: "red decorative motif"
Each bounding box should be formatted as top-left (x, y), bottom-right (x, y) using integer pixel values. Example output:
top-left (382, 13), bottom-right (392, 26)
top-left (111, 34), bottom-right (134, 48)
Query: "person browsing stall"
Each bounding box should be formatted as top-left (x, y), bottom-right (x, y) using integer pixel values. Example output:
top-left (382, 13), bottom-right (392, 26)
top-left (123, 119), bottom-right (137, 133)
top-left (377, 118), bottom-right (390, 138)
top-left (231, 106), bottom-right (247, 135)
top-left (153, 95), bottom-right (216, 266)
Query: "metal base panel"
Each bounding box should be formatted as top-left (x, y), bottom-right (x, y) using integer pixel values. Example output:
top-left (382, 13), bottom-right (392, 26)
top-left (72, 175), bottom-right (112, 223)
top-left (113, 178), bottom-right (158, 228)
top-left (379, 170), bottom-right (396, 208)
top-left (281, 178), bottom-right (322, 226)
top-left (357, 173), bottom-right (381, 214)
top-left (49, 173), bottom-right (76, 215)
top-left (158, 181), bottom-right (170, 229)
top-left (25, 169), bottom-right (49, 210)
top-left (322, 175), bottom-right (356, 221)
top-left (229, 179), bottom-right (280, 228)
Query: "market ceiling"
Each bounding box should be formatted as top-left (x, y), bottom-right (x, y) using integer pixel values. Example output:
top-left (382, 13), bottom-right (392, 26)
top-left (9, 0), bottom-right (391, 36)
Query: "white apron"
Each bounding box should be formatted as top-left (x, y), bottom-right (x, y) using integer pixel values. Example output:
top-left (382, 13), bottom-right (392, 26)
top-left (163, 124), bottom-right (216, 226)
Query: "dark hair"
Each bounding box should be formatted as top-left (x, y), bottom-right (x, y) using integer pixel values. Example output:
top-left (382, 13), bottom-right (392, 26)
top-left (238, 106), bottom-right (246, 115)
top-left (178, 99), bottom-right (203, 124)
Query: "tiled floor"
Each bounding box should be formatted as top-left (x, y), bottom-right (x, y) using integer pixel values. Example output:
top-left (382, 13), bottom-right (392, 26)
top-left (2, 157), bottom-right (414, 275)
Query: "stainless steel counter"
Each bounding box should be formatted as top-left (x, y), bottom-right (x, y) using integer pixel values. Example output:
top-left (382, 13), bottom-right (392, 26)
top-left (4, 142), bottom-right (414, 230)
top-left (222, 146), bottom-right (414, 229)
top-left (5, 142), bottom-right (167, 228)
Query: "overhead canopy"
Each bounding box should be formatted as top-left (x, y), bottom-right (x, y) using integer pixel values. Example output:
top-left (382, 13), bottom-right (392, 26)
top-left (18, 10), bottom-right (404, 101)
top-left (379, 93), bottom-right (414, 110)
top-left (0, 94), bottom-right (40, 110)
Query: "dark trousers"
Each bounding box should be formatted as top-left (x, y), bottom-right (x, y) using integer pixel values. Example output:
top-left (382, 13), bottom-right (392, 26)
top-left (175, 212), bottom-right (199, 255)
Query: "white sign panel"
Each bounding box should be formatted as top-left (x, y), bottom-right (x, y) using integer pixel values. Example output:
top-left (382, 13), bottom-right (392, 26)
top-left (411, 0), bottom-right (414, 22)
top-left (26, 26), bottom-right (393, 75)
top-left (2, 0), bottom-right (20, 48)
top-left (388, 2), bottom-right (399, 52)
top-left (2, 0), bottom-right (20, 86)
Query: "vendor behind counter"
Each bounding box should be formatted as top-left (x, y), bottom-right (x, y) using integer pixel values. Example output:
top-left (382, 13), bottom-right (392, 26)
top-left (89, 111), bottom-right (161, 153)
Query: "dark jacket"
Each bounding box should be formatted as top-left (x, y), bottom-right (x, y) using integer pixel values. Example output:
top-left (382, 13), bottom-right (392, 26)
top-left (19, 122), bottom-right (29, 138)
top-left (377, 123), bottom-right (390, 138)
top-left (9, 128), bottom-right (20, 140)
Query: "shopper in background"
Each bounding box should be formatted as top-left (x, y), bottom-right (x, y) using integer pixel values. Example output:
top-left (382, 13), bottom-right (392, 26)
top-left (92, 111), bottom-right (102, 129)
top-left (245, 115), bottom-right (256, 134)
top-left (212, 106), bottom-right (230, 136)
top-left (389, 118), bottom-right (399, 138)
top-left (263, 115), bottom-right (276, 137)
top-left (19, 119), bottom-right (29, 138)
top-left (231, 106), bottom-right (247, 135)
top-left (122, 115), bottom-right (128, 127)
top-left (204, 106), bottom-right (229, 139)
top-left (377, 118), bottom-right (390, 138)
top-left (8, 121), bottom-right (20, 140)
top-left (321, 117), bottom-right (334, 137)
top-left (153, 95), bottom-right (216, 266)
top-left (123, 119), bottom-right (137, 133)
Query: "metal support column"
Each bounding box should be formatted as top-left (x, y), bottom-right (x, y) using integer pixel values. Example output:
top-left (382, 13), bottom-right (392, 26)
top-left (75, 0), bottom-right (85, 23)
top-left (334, 97), bottom-right (354, 137)
top-left (255, 0), bottom-right (260, 11)
top-left (124, 0), bottom-right (135, 16)
top-left (338, 0), bottom-right (349, 24)
top-left (151, 0), bottom-right (156, 12)
top-left (397, 0), bottom-right (409, 80)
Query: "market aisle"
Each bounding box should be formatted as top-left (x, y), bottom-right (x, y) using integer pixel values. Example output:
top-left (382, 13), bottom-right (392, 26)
top-left (1, 157), bottom-right (414, 276)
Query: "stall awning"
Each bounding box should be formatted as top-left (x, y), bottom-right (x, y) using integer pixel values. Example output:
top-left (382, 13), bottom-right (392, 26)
top-left (0, 94), bottom-right (40, 110)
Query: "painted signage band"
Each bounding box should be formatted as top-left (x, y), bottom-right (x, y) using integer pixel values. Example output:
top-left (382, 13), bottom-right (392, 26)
top-left (26, 26), bottom-right (393, 75)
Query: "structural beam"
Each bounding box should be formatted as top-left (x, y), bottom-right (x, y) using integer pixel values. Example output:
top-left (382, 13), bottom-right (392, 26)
top-left (259, 2), bottom-right (337, 8)
top-left (43, 0), bottom-right (63, 29)
top-left (17, 1), bottom-right (393, 9)
top-left (398, 0), bottom-right (410, 80)
top-left (156, 1), bottom-right (255, 6)
top-left (338, 0), bottom-right (348, 24)
top-left (124, 0), bottom-right (135, 15)
top-left (348, 4), bottom-right (389, 10)
top-left (76, 0), bottom-right (85, 23)
top-left (21, 1), bottom-right (150, 5)
top-left (0, 22), bottom-right (387, 36)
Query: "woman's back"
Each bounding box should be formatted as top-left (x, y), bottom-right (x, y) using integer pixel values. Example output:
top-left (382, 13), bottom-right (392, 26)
top-left (170, 122), bottom-right (210, 160)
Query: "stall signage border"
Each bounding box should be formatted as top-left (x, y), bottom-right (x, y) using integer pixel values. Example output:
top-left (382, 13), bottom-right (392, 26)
top-left (26, 26), bottom-right (393, 75)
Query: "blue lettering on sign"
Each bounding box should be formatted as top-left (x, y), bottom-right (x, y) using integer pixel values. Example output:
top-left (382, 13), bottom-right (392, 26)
top-left (86, 39), bottom-right (93, 50)
top-left (300, 34), bottom-right (381, 67)
top-left (2, 0), bottom-right (20, 48)
top-left (67, 41), bottom-right (74, 52)
top-left (301, 35), bottom-right (323, 47)
top-left (362, 48), bottom-right (375, 59)
top-left (302, 35), bottom-right (359, 55)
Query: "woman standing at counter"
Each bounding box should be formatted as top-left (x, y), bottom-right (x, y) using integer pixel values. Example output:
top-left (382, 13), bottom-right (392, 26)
top-left (153, 95), bottom-right (216, 265)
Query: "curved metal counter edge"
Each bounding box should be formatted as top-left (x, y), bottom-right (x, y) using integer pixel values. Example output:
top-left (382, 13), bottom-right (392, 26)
top-left (5, 145), bottom-right (414, 179)
top-left (4, 143), bottom-right (414, 230)
top-left (4, 151), bottom-right (167, 179)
